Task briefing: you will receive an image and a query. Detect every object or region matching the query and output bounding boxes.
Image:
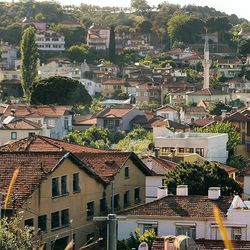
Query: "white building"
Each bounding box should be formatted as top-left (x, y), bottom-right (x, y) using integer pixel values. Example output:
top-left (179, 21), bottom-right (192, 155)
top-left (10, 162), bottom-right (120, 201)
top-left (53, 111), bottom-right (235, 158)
top-left (118, 187), bottom-right (250, 242)
top-left (155, 105), bottom-right (179, 122)
top-left (36, 30), bottom-right (65, 51)
top-left (0, 42), bottom-right (17, 69)
top-left (80, 78), bottom-right (101, 97)
top-left (153, 126), bottom-right (228, 163)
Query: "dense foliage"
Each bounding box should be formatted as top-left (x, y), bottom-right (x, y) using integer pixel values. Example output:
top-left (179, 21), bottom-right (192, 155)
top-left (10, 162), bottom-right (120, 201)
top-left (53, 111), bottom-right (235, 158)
top-left (208, 102), bottom-right (231, 116)
top-left (20, 26), bottom-right (39, 101)
top-left (165, 161), bottom-right (242, 195)
top-left (30, 76), bottom-right (92, 105)
top-left (116, 127), bottom-right (153, 156)
top-left (64, 126), bottom-right (125, 149)
top-left (0, 216), bottom-right (33, 250)
top-left (196, 122), bottom-right (240, 155)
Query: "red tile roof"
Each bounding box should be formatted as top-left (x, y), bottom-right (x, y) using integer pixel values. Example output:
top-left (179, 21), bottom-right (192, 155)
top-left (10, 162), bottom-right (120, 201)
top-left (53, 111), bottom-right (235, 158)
top-left (141, 156), bottom-right (176, 175)
top-left (77, 152), bottom-right (151, 183)
top-left (155, 105), bottom-right (177, 112)
top-left (121, 195), bottom-right (232, 218)
top-left (0, 152), bottom-right (105, 208)
top-left (101, 78), bottom-right (126, 85)
top-left (211, 161), bottom-right (238, 174)
top-left (96, 106), bottom-right (135, 118)
top-left (1, 118), bottom-right (42, 130)
top-left (192, 118), bottom-right (216, 127)
top-left (187, 88), bottom-right (228, 96)
top-left (223, 112), bottom-right (250, 122)
top-left (0, 135), bottom-right (111, 153)
top-left (2, 105), bottom-right (73, 118)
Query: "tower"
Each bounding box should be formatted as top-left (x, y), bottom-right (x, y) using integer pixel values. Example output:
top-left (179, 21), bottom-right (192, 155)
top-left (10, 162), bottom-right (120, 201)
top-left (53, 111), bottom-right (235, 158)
top-left (202, 35), bottom-right (211, 89)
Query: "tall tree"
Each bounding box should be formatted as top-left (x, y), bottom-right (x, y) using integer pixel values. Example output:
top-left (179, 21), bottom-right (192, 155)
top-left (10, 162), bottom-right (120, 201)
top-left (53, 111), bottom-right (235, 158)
top-left (20, 26), bottom-right (39, 101)
top-left (109, 25), bottom-right (116, 62)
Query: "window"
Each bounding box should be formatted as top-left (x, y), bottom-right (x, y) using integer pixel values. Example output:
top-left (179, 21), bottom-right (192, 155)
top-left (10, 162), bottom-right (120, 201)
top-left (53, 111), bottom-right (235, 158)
top-left (125, 167), bottom-right (129, 178)
top-left (87, 202), bottom-right (94, 219)
top-left (232, 227), bottom-right (242, 240)
top-left (242, 132), bottom-right (245, 144)
top-left (100, 198), bottom-right (107, 214)
top-left (61, 176), bottom-right (68, 195)
top-left (61, 209), bottom-right (69, 226)
top-left (73, 173), bottom-right (80, 192)
top-left (161, 147), bottom-right (170, 154)
top-left (24, 218), bottom-right (34, 227)
top-left (178, 148), bottom-right (185, 153)
top-left (134, 188), bottom-right (140, 203)
top-left (38, 215), bottom-right (47, 232)
top-left (115, 120), bottom-right (120, 127)
top-left (143, 224), bottom-right (158, 234)
top-left (195, 148), bottom-right (204, 157)
top-left (64, 117), bottom-right (69, 129)
top-left (11, 132), bottom-right (17, 140)
top-left (186, 148), bottom-right (194, 153)
top-left (114, 194), bottom-right (120, 211)
top-left (162, 179), bottom-right (166, 186)
top-left (28, 132), bottom-right (36, 137)
top-left (52, 177), bottom-right (60, 197)
top-left (176, 225), bottom-right (196, 239)
top-left (124, 191), bottom-right (130, 207)
top-left (51, 212), bottom-right (60, 229)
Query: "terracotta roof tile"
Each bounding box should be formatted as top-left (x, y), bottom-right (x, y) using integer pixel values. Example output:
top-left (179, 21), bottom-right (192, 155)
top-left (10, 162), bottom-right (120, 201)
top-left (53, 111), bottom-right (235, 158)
top-left (0, 136), bottom-right (111, 153)
top-left (1, 118), bottom-right (42, 130)
top-left (223, 112), bottom-right (250, 122)
top-left (121, 195), bottom-right (232, 218)
top-left (96, 106), bottom-right (134, 118)
top-left (2, 105), bottom-right (73, 118)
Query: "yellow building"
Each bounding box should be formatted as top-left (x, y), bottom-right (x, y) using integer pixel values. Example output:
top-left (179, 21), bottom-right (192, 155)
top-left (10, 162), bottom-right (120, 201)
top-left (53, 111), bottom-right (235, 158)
top-left (0, 136), bottom-right (151, 249)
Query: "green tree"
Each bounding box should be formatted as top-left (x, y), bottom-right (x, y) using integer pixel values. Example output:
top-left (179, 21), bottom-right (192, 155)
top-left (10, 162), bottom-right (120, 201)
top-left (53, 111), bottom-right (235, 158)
top-left (116, 127), bottom-right (152, 156)
top-left (109, 25), bottom-right (116, 62)
top-left (31, 76), bottom-right (92, 106)
top-left (64, 126), bottom-right (125, 149)
top-left (20, 26), bottom-right (39, 101)
top-left (239, 39), bottom-right (250, 55)
top-left (196, 122), bottom-right (240, 155)
top-left (208, 101), bottom-right (230, 116)
top-left (165, 161), bottom-right (242, 195)
top-left (131, 0), bottom-right (150, 14)
top-left (0, 216), bottom-right (33, 250)
top-left (228, 99), bottom-right (245, 109)
top-left (89, 98), bottom-right (104, 114)
top-left (67, 44), bottom-right (90, 62)
top-left (118, 229), bottom-right (156, 250)
top-left (35, 12), bottom-right (45, 22)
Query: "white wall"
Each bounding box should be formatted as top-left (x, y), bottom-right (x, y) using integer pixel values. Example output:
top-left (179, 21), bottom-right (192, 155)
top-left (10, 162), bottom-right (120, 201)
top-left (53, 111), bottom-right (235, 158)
top-left (146, 176), bottom-right (166, 203)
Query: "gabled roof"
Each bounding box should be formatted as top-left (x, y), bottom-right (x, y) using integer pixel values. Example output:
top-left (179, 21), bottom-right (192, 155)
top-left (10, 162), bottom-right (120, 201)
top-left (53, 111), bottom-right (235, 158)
top-left (0, 118), bottom-right (42, 130)
top-left (0, 135), bottom-right (111, 153)
top-left (0, 152), bottom-right (105, 208)
top-left (77, 152), bottom-right (152, 183)
top-left (192, 117), bottom-right (217, 127)
top-left (223, 112), bottom-right (250, 122)
top-left (155, 105), bottom-right (177, 112)
top-left (96, 106), bottom-right (135, 118)
top-left (141, 156), bottom-right (176, 175)
top-left (101, 78), bottom-right (126, 85)
top-left (121, 195), bottom-right (232, 218)
top-left (211, 161), bottom-right (238, 174)
top-left (2, 105), bottom-right (73, 118)
top-left (187, 88), bottom-right (229, 96)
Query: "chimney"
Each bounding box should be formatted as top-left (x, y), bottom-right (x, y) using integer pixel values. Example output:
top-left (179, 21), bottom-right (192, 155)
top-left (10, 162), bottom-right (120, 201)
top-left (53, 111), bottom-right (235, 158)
top-left (208, 187), bottom-right (221, 200)
top-left (176, 185), bottom-right (188, 196)
top-left (157, 186), bottom-right (168, 199)
top-left (10, 108), bottom-right (16, 117)
top-left (146, 159), bottom-right (153, 170)
top-left (221, 109), bottom-right (227, 118)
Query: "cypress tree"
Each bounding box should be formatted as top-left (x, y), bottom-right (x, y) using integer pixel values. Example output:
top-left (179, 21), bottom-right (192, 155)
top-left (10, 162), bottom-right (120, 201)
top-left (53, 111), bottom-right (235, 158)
top-left (109, 25), bottom-right (116, 62)
top-left (20, 26), bottom-right (39, 101)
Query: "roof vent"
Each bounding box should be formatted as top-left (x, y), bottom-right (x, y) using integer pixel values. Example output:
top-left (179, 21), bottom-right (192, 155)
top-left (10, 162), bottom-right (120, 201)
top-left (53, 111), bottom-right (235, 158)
top-left (105, 160), bottom-right (115, 165)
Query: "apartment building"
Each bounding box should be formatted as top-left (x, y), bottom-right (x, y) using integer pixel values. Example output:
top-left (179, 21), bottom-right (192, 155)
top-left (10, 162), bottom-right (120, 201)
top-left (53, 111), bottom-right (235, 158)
top-left (0, 42), bottom-right (17, 69)
top-left (36, 30), bottom-right (65, 51)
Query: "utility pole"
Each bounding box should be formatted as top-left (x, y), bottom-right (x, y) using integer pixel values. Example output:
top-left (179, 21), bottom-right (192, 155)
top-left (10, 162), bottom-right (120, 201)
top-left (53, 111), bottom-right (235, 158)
top-left (93, 214), bottom-right (126, 250)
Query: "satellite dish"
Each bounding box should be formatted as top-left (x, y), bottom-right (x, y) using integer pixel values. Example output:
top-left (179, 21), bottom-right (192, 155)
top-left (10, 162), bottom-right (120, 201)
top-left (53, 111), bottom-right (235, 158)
top-left (138, 242), bottom-right (149, 250)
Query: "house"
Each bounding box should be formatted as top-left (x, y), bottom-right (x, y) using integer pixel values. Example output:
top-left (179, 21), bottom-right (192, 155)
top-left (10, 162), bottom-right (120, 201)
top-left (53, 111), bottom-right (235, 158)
top-left (151, 119), bottom-right (190, 133)
top-left (141, 155), bottom-right (177, 203)
top-left (153, 126), bottom-right (228, 163)
top-left (99, 77), bottom-right (126, 98)
top-left (72, 115), bottom-right (97, 131)
top-left (96, 105), bottom-right (144, 132)
top-left (0, 118), bottom-right (50, 145)
top-left (223, 112), bottom-right (250, 158)
top-left (136, 82), bottom-right (161, 106)
top-left (180, 106), bottom-right (208, 124)
top-left (118, 188), bottom-right (250, 243)
top-left (155, 105), bottom-right (179, 122)
top-left (226, 77), bottom-right (250, 92)
top-left (35, 30), bottom-right (65, 51)
top-left (0, 105), bottom-right (74, 139)
top-left (87, 24), bottom-right (110, 50)
top-left (169, 91), bottom-right (187, 106)
top-left (0, 135), bottom-right (152, 249)
top-left (238, 30), bottom-right (250, 40)
top-left (217, 59), bottom-right (243, 79)
top-left (0, 42), bottom-right (17, 69)
top-left (97, 62), bottom-right (119, 76)
top-left (186, 88), bottom-right (230, 105)
top-left (80, 78), bottom-right (101, 97)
